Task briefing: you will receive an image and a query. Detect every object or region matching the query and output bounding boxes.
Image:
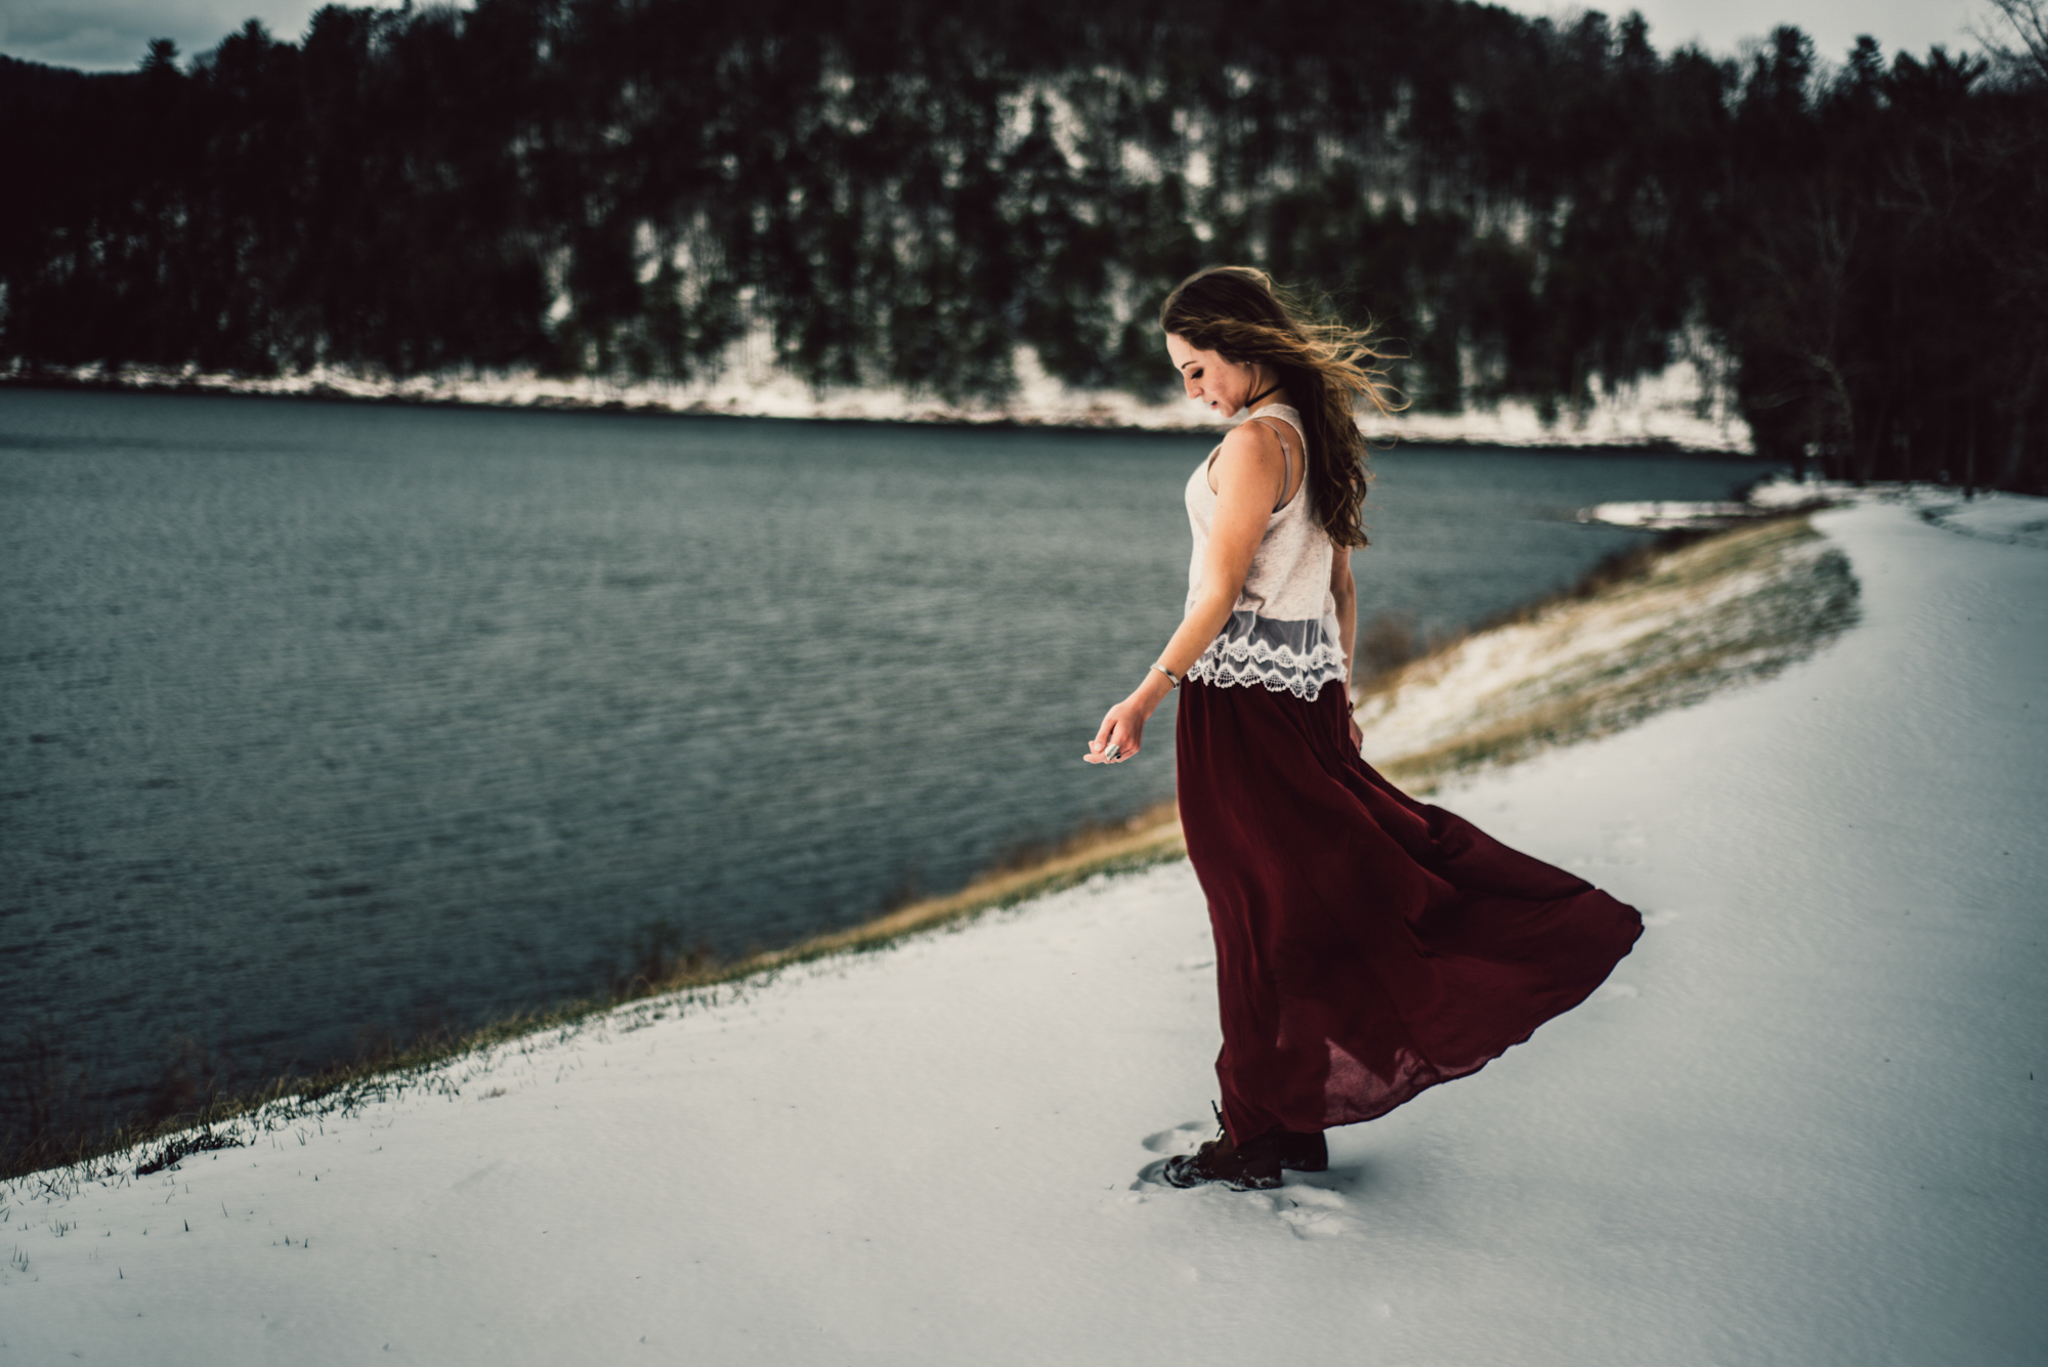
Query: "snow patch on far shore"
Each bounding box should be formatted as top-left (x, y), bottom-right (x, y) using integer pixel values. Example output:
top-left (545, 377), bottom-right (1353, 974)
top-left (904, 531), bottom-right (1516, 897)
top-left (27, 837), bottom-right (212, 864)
top-left (1578, 472), bottom-right (1981, 531)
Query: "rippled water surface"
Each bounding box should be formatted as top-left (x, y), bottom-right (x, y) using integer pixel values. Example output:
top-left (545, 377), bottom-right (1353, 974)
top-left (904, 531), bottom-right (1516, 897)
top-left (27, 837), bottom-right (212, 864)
top-left (0, 389), bottom-right (1771, 1119)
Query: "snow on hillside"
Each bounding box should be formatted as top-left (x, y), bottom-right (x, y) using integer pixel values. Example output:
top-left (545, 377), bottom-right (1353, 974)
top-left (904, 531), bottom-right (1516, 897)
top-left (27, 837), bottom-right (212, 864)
top-left (3, 495), bottom-right (2042, 1366)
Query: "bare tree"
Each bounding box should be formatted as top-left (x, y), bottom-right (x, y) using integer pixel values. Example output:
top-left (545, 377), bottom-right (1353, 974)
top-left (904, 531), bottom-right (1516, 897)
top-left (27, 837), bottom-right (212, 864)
top-left (1972, 0), bottom-right (2048, 87)
top-left (1733, 178), bottom-right (1866, 478)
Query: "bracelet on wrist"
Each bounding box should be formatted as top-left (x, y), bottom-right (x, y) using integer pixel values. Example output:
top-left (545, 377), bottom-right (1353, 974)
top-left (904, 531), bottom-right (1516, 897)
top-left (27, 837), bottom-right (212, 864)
top-left (1150, 663), bottom-right (1181, 689)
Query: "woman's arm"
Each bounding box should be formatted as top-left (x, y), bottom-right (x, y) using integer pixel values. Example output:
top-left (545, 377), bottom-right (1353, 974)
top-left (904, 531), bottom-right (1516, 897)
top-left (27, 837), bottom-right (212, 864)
top-left (1331, 546), bottom-right (1364, 750)
top-left (1086, 422), bottom-right (1287, 764)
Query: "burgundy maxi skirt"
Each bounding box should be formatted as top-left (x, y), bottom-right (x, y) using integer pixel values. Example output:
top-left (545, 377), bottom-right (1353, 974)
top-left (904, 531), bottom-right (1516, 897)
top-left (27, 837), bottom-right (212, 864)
top-left (1175, 677), bottom-right (1643, 1143)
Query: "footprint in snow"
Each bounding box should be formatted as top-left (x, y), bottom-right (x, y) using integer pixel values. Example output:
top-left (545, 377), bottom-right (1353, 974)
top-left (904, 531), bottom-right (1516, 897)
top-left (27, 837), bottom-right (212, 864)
top-left (1126, 1161), bottom-right (1365, 1240)
top-left (1130, 1125), bottom-right (1368, 1238)
top-left (1272, 1182), bottom-right (1355, 1239)
top-left (1141, 1121), bottom-right (1212, 1156)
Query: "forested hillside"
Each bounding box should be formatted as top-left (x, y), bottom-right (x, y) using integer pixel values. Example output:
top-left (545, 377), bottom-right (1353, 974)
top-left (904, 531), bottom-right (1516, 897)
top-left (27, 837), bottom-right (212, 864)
top-left (3, 0), bottom-right (2044, 488)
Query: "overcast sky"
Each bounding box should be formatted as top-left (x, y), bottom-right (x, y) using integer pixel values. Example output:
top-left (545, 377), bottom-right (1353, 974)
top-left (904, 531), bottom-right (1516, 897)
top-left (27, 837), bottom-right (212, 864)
top-left (0, 0), bottom-right (1994, 75)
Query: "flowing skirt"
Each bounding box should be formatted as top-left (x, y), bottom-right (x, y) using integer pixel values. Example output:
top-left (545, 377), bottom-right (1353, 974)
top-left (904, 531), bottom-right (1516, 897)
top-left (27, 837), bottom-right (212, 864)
top-left (1174, 678), bottom-right (1643, 1142)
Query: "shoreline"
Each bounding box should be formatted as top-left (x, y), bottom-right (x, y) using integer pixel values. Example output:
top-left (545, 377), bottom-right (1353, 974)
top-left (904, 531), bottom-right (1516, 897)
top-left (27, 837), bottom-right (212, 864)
top-left (1, 485), bottom-right (1853, 1184)
top-left (0, 354), bottom-right (1756, 454)
top-left (6, 492), bottom-right (2042, 1366)
top-left (0, 390), bottom-right (1783, 1183)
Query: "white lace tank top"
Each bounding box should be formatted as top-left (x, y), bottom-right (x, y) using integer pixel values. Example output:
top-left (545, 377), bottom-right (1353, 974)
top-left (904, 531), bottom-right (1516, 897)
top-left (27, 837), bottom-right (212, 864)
top-left (1183, 404), bottom-right (1348, 699)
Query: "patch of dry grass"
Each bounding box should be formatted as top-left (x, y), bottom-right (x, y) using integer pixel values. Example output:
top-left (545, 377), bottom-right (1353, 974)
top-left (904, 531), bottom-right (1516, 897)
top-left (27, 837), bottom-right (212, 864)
top-left (1355, 515), bottom-right (1860, 791)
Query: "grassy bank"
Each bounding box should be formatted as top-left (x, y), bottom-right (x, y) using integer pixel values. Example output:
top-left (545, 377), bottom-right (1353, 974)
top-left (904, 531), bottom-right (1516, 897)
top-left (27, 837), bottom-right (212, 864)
top-left (1354, 514), bottom-right (1861, 791)
top-left (3, 512), bottom-right (1855, 1186)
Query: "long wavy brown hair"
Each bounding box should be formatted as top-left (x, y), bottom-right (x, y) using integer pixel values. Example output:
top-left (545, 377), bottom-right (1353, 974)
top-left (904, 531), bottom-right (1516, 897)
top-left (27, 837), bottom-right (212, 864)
top-left (1160, 266), bottom-right (1403, 549)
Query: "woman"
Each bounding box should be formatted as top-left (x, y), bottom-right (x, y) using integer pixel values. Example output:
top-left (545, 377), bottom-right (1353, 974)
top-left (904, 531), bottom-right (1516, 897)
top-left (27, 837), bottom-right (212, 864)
top-left (1087, 266), bottom-right (1642, 1190)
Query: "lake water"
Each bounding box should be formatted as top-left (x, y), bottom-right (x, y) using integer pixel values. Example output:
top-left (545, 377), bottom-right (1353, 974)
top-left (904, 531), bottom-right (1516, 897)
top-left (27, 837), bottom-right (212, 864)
top-left (0, 388), bottom-right (1772, 1129)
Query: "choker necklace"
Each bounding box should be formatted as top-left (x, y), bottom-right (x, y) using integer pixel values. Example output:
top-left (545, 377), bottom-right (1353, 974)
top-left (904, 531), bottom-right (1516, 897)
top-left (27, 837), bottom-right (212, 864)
top-left (1243, 380), bottom-right (1282, 412)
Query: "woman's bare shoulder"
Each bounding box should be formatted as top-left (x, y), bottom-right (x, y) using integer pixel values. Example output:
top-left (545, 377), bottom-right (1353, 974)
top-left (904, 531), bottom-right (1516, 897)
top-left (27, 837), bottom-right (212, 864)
top-left (1207, 417), bottom-right (1286, 493)
top-left (1213, 416), bottom-right (1288, 473)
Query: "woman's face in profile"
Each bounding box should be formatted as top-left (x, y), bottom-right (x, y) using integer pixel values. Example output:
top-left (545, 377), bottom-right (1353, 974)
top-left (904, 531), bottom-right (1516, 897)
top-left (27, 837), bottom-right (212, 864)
top-left (1165, 333), bottom-right (1257, 418)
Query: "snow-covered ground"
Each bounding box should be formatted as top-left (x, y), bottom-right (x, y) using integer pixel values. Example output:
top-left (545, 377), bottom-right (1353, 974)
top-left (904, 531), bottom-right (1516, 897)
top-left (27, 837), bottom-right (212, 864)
top-left (1922, 489), bottom-right (2048, 549)
top-left (9, 347), bottom-right (1748, 451)
top-left (5, 496), bottom-right (2044, 1365)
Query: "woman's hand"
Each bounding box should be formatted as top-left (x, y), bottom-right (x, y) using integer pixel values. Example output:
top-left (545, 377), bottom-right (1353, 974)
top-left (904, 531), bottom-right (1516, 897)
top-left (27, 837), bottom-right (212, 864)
top-left (1085, 674), bottom-right (1174, 764)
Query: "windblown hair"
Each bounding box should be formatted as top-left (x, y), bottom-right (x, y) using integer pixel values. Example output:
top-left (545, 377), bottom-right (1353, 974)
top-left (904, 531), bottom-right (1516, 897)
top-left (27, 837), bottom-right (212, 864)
top-left (1160, 266), bottom-right (1404, 549)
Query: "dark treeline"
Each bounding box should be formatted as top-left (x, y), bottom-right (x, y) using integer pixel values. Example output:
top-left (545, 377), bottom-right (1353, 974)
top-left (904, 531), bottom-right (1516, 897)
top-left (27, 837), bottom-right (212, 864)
top-left (3, 0), bottom-right (2044, 488)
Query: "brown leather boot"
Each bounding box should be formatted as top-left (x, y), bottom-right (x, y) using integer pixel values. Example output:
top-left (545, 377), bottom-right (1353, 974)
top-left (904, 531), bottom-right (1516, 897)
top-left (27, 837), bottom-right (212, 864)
top-left (1161, 1124), bottom-right (1328, 1191)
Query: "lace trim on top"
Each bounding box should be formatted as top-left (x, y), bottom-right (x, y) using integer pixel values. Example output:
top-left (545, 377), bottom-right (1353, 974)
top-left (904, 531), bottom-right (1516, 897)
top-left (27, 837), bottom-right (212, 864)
top-left (1187, 609), bottom-right (1348, 699)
